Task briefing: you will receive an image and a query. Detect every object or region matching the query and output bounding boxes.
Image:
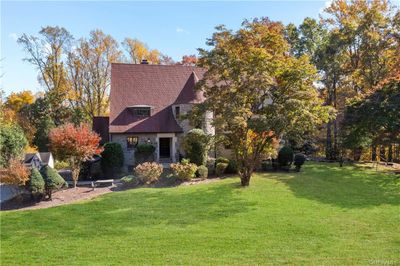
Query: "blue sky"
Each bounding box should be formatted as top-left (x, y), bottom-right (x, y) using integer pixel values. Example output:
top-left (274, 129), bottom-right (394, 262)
top-left (1, 1), bottom-right (330, 95)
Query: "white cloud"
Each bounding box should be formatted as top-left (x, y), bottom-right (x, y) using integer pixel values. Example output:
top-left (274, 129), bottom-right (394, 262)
top-left (176, 27), bottom-right (189, 34)
top-left (9, 33), bottom-right (18, 41)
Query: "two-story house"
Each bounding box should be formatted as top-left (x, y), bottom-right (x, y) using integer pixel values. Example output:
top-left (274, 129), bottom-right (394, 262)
top-left (94, 62), bottom-right (214, 170)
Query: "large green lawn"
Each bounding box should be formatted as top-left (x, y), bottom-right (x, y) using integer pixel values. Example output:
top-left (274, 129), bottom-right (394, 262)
top-left (1, 163), bottom-right (399, 265)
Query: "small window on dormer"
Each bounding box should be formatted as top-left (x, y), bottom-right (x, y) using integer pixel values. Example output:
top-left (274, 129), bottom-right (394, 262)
top-left (175, 106), bottom-right (180, 119)
top-left (132, 107), bottom-right (151, 117)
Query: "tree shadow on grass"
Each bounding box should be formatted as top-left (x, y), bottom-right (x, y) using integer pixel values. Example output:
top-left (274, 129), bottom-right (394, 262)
top-left (273, 163), bottom-right (400, 209)
top-left (1, 181), bottom-right (255, 240)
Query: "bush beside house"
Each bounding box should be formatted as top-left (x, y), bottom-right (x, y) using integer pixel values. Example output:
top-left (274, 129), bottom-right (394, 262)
top-left (215, 157), bottom-right (229, 176)
top-left (170, 159), bottom-right (198, 181)
top-left (183, 129), bottom-right (211, 166)
top-left (134, 162), bottom-right (163, 184)
top-left (135, 143), bottom-right (156, 165)
top-left (226, 159), bottom-right (238, 174)
top-left (216, 162), bottom-right (228, 177)
top-left (120, 175), bottom-right (139, 187)
top-left (101, 142), bottom-right (124, 176)
top-left (197, 165), bottom-right (208, 179)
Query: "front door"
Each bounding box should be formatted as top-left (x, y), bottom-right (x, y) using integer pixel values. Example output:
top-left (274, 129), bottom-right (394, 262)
top-left (159, 138), bottom-right (171, 159)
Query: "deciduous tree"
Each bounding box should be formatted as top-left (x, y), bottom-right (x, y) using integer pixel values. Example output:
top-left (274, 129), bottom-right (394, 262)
top-left (342, 73), bottom-right (400, 157)
top-left (180, 55), bottom-right (198, 66)
top-left (5, 91), bottom-right (35, 113)
top-left (49, 123), bottom-right (102, 187)
top-left (122, 38), bottom-right (160, 64)
top-left (197, 18), bottom-right (332, 186)
top-left (17, 26), bottom-right (73, 119)
top-left (67, 30), bottom-right (123, 119)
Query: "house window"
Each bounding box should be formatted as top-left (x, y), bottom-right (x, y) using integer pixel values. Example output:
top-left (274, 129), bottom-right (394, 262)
top-left (127, 136), bottom-right (138, 149)
top-left (175, 106), bottom-right (180, 119)
top-left (133, 107), bottom-right (151, 117)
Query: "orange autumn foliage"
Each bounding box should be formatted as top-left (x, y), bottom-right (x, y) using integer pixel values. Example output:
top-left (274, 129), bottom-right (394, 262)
top-left (49, 123), bottom-right (102, 187)
top-left (0, 158), bottom-right (30, 186)
top-left (49, 123), bottom-right (103, 161)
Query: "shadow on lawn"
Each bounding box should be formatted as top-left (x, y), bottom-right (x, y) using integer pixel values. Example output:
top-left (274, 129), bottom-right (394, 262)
top-left (274, 163), bottom-right (400, 209)
top-left (101, 181), bottom-right (254, 226)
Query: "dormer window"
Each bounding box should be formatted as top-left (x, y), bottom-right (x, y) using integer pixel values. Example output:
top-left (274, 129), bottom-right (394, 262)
top-left (133, 107), bottom-right (150, 117)
top-left (128, 105), bottom-right (152, 118)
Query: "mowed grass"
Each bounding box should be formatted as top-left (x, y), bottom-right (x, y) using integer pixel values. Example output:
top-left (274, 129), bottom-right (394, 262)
top-left (1, 163), bottom-right (399, 265)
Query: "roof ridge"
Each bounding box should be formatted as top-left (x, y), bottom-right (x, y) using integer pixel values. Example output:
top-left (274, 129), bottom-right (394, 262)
top-left (111, 62), bottom-right (203, 68)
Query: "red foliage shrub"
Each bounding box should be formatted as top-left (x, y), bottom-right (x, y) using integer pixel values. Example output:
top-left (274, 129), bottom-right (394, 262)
top-left (49, 123), bottom-right (102, 187)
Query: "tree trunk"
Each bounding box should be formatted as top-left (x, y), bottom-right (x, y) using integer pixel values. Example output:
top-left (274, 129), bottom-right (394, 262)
top-left (388, 145), bottom-right (393, 162)
top-left (353, 147), bottom-right (362, 161)
top-left (240, 176), bottom-right (250, 186)
top-left (333, 119), bottom-right (338, 160)
top-left (332, 80), bottom-right (338, 160)
top-left (371, 145), bottom-right (377, 161)
top-left (395, 144), bottom-right (400, 162)
top-left (72, 169), bottom-right (79, 188)
top-left (239, 165), bottom-right (253, 187)
top-left (326, 121), bottom-right (333, 160)
top-left (379, 146), bottom-right (386, 162)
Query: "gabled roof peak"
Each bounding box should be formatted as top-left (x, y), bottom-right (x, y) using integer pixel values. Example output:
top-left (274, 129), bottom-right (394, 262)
top-left (190, 71), bottom-right (199, 83)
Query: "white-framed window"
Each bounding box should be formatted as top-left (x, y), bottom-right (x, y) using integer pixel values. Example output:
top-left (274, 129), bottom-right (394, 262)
top-left (127, 136), bottom-right (138, 149)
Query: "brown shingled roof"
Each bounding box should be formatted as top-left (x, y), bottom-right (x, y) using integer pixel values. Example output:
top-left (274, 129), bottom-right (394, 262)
top-left (109, 63), bottom-right (205, 133)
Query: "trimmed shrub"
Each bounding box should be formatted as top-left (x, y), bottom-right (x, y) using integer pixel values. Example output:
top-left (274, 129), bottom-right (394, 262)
top-left (101, 142), bottom-right (124, 172)
top-left (216, 162), bottom-right (228, 177)
top-left (170, 159), bottom-right (198, 181)
top-left (134, 162), bottom-right (163, 184)
top-left (197, 165), bottom-right (208, 179)
top-left (121, 175), bottom-right (138, 187)
top-left (183, 129), bottom-right (211, 166)
top-left (226, 160), bottom-right (238, 174)
top-left (216, 157), bottom-right (229, 164)
top-left (278, 146), bottom-right (294, 167)
top-left (135, 143), bottom-right (156, 165)
top-left (54, 161), bottom-right (70, 170)
top-left (136, 143), bottom-right (156, 153)
top-left (206, 158), bottom-right (216, 175)
top-left (29, 168), bottom-right (45, 194)
top-left (293, 153), bottom-right (306, 172)
top-left (41, 166), bottom-right (67, 199)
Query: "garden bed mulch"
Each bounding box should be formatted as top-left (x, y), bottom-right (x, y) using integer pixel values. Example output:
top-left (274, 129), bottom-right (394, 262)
top-left (0, 186), bottom-right (120, 211)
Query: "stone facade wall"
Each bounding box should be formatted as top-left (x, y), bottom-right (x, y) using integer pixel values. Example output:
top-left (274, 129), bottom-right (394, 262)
top-left (110, 133), bottom-right (158, 171)
top-left (111, 105), bottom-right (216, 170)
